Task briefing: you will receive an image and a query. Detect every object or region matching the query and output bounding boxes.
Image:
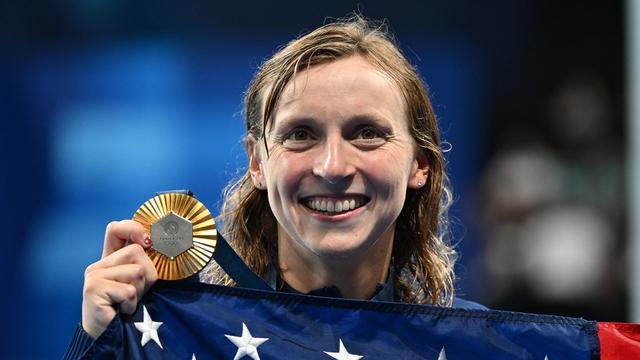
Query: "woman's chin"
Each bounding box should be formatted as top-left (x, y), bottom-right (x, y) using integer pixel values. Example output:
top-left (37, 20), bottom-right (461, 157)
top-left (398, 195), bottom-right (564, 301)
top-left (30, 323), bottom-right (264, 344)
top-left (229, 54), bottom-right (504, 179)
top-left (310, 241), bottom-right (371, 260)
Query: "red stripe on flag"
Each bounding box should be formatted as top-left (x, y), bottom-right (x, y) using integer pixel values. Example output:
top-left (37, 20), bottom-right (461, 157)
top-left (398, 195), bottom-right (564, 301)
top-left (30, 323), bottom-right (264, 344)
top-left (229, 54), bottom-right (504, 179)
top-left (598, 322), bottom-right (640, 359)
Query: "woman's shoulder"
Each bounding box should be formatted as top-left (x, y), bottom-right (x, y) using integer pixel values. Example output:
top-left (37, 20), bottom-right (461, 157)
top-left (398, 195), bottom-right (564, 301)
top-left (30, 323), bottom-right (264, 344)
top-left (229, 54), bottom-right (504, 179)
top-left (452, 297), bottom-right (488, 310)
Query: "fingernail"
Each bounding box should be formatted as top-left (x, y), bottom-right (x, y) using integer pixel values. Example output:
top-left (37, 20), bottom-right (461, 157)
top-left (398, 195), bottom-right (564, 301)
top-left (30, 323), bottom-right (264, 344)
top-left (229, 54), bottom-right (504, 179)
top-left (143, 234), bottom-right (152, 246)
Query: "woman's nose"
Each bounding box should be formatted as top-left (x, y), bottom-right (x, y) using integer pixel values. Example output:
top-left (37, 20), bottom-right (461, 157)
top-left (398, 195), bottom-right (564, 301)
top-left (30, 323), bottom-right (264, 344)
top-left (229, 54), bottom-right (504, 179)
top-left (312, 138), bottom-right (356, 184)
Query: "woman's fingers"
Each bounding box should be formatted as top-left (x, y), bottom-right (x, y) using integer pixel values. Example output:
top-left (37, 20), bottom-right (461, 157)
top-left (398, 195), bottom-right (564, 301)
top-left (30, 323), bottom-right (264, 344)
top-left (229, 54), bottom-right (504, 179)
top-left (102, 220), bottom-right (150, 258)
top-left (105, 280), bottom-right (139, 315)
top-left (86, 244), bottom-right (158, 291)
top-left (82, 278), bottom-right (140, 338)
top-left (95, 279), bottom-right (139, 314)
top-left (82, 243), bottom-right (159, 339)
top-left (86, 263), bottom-right (149, 304)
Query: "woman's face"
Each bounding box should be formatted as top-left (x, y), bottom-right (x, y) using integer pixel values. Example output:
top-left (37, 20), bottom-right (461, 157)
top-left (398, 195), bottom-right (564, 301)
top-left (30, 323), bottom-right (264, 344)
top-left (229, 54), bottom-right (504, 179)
top-left (250, 55), bottom-right (428, 264)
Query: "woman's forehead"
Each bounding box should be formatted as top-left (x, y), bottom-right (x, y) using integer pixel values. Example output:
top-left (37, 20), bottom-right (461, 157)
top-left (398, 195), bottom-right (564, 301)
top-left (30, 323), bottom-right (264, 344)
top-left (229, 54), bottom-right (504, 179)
top-left (273, 56), bottom-right (407, 125)
top-left (282, 56), bottom-right (397, 98)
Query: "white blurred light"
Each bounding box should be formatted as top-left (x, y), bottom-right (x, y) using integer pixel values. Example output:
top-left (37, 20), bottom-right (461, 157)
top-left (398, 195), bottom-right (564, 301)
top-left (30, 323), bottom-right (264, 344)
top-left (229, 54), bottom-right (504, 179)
top-left (519, 205), bottom-right (613, 302)
top-left (484, 147), bottom-right (563, 211)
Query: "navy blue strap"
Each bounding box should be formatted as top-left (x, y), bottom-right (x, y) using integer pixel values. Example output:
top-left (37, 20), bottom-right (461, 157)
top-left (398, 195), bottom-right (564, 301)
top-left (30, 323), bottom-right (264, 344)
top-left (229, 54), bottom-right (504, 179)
top-left (212, 232), bottom-right (272, 291)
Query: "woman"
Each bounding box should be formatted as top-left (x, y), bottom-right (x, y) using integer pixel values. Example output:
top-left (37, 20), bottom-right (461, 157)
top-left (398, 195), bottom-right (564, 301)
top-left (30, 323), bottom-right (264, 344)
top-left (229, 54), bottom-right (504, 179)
top-left (69, 15), bottom-right (482, 355)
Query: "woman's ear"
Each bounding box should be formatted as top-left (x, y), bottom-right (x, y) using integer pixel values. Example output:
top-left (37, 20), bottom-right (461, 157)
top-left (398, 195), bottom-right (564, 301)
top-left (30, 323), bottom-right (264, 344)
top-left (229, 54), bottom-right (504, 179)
top-left (246, 135), bottom-right (267, 190)
top-left (408, 150), bottom-right (430, 189)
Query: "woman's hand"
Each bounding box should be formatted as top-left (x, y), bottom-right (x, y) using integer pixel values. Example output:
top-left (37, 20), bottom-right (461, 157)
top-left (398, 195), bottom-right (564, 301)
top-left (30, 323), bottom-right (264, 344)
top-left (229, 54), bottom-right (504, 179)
top-left (81, 220), bottom-right (158, 339)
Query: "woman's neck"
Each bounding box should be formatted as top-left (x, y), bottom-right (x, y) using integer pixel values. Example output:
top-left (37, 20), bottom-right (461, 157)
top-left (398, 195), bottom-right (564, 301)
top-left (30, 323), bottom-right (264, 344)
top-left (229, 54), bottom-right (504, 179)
top-left (277, 227), bottom-right (395, 299)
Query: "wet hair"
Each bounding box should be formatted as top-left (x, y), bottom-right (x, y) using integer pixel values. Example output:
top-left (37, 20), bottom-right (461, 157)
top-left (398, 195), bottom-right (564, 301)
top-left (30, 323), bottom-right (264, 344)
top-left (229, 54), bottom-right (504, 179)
top-left (202, 15), bottom-right (456, 305)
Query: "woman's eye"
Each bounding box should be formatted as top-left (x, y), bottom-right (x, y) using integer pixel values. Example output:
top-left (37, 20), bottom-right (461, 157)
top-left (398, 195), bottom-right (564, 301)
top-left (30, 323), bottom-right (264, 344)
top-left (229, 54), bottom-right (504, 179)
top-left (280, 128), bottom-right (316, 149)
top-left (357, 127), bottom-right (380, 140)
top-left (352, 126), bottom-right (387, 148)
top-left (355, 126), bottom-right (384, 140)
top-left (287, 129), bottom-right (310, 141)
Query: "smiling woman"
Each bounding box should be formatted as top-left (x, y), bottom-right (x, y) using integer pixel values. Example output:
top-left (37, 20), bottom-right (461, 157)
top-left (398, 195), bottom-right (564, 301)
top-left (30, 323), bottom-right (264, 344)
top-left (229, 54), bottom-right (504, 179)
top-left (67, 16), bottom-right (469, 356)
top-left (251, 56), bottom-right (428, 300)
top-left (207, 15), bottom-right (457, 306)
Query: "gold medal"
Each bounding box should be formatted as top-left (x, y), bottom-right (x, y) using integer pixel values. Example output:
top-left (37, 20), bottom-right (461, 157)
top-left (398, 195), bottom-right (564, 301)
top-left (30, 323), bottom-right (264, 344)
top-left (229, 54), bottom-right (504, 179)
top-left (132, 191), bottom-right (217, 280)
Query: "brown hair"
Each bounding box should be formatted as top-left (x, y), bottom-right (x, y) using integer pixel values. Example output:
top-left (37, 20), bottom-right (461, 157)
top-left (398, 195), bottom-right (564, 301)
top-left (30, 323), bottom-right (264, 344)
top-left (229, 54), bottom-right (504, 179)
top-left (204, 15), bottom-right (456, 305)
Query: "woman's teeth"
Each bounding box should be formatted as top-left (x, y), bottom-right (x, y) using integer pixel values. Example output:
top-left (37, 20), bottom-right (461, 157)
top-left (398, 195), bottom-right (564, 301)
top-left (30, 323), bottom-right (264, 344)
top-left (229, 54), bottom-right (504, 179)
top-left (305, 198), bottom-right (364, 214)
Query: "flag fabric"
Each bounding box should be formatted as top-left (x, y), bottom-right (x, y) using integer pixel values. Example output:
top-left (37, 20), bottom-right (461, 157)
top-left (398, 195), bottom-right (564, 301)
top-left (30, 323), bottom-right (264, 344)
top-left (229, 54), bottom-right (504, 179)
top-left (598, 322), bottom-right (640, 358)
top-left (88, 280), bottom-right (639, 359)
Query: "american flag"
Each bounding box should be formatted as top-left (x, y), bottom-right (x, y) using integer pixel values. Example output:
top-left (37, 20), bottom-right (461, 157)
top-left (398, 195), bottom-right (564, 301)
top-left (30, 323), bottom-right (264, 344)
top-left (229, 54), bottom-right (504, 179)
top-left (87, 281), bottom-right (639, 359)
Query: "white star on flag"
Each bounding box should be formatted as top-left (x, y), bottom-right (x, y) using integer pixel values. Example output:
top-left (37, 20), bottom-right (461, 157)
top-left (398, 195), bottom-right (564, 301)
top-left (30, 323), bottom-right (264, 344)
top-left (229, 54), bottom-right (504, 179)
top-left (324, 339), bottom-right (363, 360)
top-left (133, 305), bottom-right (163, 349)
top-left (438, 347), bottom-right (447, 360)
top-left (225, 322), bottom-right (269, 360)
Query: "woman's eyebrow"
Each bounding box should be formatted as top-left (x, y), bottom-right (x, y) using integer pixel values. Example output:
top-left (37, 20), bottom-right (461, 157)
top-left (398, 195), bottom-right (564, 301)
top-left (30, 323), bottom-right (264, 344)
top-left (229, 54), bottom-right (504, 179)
top-left (272, 116), bottom-right (319, 130)
top-left (348, 114), bottom-right (391, 124)
top-left (345, 114), bottom-right (395, 132)
top-left (270, 112), bottom-right (396, 134)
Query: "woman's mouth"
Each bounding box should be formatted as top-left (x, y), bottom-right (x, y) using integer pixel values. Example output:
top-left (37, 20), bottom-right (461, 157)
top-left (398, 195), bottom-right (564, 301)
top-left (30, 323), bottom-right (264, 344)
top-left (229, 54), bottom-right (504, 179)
top-left (301, 195), bottom-right (370, 215)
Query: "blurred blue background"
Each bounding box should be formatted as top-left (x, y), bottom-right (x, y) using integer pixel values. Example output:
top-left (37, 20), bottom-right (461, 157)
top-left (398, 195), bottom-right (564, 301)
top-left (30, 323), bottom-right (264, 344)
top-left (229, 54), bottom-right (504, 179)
top-left (0, 1), bottom-right (625, 358)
